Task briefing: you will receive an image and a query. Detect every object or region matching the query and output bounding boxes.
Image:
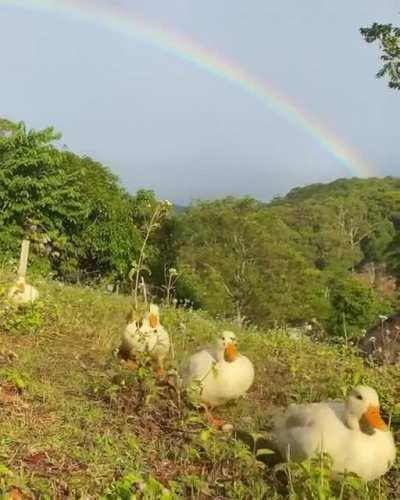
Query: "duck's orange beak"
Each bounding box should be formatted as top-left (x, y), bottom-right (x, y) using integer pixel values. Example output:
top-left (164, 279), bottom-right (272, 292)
top-left (148, 313), bottom-right (158, 329)
top-left (361, 405), bottom-right (387, 431)
top-left (224, 343), bottom-right (238, 362)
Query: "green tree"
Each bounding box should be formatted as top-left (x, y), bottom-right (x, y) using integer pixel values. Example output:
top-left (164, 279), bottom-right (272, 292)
top-left (175, 197), bottom-right (331, 325)
top-left (0, 121), bottom-right (83, 265)
top-left (327, 274), bottom-right (390, 339)
top-left (60, 153), bottom-right (142, 281)
top-left (175, 180), bottom-right (400, 332)
top-left (361, 22), bottom-right (400, 89)
top-left (0, 120), bottom-right (143, 282)
top-left (0, 118), bottom-right (18, 136)
top-left (386, 231), bottom-right (400, 277)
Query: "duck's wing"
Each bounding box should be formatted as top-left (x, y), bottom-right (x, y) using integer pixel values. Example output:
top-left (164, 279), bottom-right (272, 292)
top-left (274, 401), bottom-right (347, 461)
top-left (279, 403), bottom-right (316, 429)
top-left (181, 347), bottom-right (216, 383)
top-left (324, 400), bottom-right (347, 424)
top-left (281, 401), bottom-right (346, 429)
top-left (273, 404), bottom-right (318, 461)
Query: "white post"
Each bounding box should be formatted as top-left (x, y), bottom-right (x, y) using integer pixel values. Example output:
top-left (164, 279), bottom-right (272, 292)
top-left (17, 239), bottom-right (30, 278)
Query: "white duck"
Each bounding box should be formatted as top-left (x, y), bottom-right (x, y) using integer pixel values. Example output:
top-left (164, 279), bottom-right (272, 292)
top-left (8, 276), bottom-right (39, 306)
top-left (119, 304), bottom-right (170, 377)
top-left (274, 385), bottom-right (396, 481)
top-left (182, 331), bottom-right (254, 427)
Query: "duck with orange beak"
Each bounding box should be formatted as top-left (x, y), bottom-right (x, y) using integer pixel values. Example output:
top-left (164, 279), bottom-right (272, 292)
top-left (181, 331), bottom-right (254, 429)
top-left (118, 304), bottom-right (170, 378)
top-left (273, 385), bottom-right (396, 481)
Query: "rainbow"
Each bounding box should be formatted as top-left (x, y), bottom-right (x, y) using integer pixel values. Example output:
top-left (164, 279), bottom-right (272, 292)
top-left (1, 0), bottom-right (377, 177)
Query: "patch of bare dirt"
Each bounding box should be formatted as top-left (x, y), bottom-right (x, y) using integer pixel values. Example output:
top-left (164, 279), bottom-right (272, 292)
top-left (20, 449), bottom-right (86, 477)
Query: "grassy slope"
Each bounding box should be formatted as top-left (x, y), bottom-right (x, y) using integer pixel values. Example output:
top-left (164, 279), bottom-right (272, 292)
top-left (0, 271), bottom-right (399, 499)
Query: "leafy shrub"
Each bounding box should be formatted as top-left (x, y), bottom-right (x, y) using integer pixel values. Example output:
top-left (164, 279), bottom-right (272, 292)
top-left (327, 274), bottom-right (392, 339)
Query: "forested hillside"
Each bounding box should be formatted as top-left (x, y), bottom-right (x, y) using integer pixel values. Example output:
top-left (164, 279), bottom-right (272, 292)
top-left (1, 118), bottom-right (399, 340)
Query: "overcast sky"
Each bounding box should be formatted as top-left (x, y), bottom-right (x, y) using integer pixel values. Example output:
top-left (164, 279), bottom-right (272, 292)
top-left (1, 0), bottom-right (399, 204)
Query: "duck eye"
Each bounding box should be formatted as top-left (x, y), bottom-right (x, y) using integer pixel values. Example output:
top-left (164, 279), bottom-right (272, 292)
top-left (355, 394), bottom-right (363, 400)
top-left (222, 337), bottom-right (225, 341)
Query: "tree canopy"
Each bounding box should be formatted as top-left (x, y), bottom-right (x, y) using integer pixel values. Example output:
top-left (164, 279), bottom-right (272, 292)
top-left (1, 119), bottom-right (399, 338)
top-left (361, 21), bottom-right (400, 90)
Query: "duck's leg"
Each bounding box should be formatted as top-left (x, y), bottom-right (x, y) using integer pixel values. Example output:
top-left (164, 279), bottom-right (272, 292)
top-left (125, 359), bottom-right (138, 370)
top-left (202, 404), bottom-right (226, 429)
top-left (118, 345), bottom-right (138, 370)
top-left (154, 355), bottom-right (167, 380)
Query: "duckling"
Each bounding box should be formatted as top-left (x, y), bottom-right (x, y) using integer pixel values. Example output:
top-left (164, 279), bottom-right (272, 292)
top-left (273, 385), bottom-right (396, 481)
top-left (181, 331), bottom-right (254, 428)
top-left (119, 304), bottom-right (170, 378)
top-left (8, 276), bottom-right (39, 306)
